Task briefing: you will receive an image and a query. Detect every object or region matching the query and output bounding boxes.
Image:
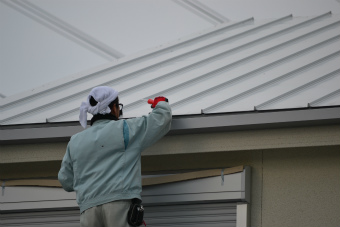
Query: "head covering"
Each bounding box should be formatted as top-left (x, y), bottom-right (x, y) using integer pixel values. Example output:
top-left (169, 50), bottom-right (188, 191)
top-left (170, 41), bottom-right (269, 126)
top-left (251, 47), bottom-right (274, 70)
top-left (79, 86), bottom-right (119, 128)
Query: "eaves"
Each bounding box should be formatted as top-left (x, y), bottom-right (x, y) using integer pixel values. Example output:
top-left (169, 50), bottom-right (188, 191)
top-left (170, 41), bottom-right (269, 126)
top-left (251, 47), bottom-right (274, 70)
top-left (1, 106), bottom-right (339, 145)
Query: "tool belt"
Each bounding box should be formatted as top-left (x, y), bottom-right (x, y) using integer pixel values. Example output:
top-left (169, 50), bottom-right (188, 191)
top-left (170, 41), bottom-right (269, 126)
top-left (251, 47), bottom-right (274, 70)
top-left (127, 198), bottom-right (145, 226)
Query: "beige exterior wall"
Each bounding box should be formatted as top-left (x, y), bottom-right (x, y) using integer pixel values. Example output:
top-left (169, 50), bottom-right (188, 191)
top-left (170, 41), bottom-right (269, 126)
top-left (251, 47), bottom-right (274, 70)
top-left (1, 124), bottom-right (339, 226)
top-left (261, 146), bottom-right (340, 227)
top-left (2, 125), bottom-right (339, 163)
top-left (142, 146), bottom-right (340, 227)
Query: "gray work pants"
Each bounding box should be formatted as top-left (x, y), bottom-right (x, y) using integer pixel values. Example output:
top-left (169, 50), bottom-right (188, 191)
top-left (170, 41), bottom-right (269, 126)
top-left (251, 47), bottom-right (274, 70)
top-left (80, 200), bottom-right (132, 227)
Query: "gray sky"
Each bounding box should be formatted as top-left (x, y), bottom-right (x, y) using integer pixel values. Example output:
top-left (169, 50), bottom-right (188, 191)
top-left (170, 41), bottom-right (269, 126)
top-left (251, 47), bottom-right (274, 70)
top-left (1, 0), bottom-right (339, 97)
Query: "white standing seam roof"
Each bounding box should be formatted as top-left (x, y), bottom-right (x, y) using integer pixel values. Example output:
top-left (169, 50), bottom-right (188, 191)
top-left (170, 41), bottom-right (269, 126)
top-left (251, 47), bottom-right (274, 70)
top-left (1, 12), bottom-right (340, 126)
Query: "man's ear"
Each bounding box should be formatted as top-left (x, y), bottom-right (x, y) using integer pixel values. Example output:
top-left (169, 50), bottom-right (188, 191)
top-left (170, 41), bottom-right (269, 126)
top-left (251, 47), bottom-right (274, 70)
top-left (110, 106), bottom-right (115, 115)
top-left (110, 105), bottom-right (119, 118)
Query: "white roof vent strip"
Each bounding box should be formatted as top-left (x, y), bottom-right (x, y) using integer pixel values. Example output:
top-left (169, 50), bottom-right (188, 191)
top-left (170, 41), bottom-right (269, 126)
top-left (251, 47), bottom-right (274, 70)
top-left (255, 69), bottom-right (340, 110)
top-left (202, 51), bottom-right (340, 113)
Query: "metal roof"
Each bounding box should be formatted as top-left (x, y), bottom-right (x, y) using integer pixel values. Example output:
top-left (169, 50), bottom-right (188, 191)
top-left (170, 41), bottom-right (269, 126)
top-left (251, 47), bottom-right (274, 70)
top-left (1, 12), bottom-right (340, 126)
top-left (0, 0), bottom-right (222, 97)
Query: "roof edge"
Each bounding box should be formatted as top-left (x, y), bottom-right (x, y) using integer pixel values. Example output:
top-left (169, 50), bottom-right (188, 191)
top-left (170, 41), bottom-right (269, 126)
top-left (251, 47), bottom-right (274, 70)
top-left (1, 107), bottom-right (339, 144)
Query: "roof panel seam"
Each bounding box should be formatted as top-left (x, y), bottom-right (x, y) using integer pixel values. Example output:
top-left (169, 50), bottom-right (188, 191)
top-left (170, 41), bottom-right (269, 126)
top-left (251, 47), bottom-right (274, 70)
top-left (169, 37), bottom-right (340, 110)
top-left (203, 51), bottom-right (340, 113)
top-left (255, 69), bottom-right (340, 110)
top-left (143, 33), bottom-right (340, 109)
top-left (309, 89), bottom-right (340, 106)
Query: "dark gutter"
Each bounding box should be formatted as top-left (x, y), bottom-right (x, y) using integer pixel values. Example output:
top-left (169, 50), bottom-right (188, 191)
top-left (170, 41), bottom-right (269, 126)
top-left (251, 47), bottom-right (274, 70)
top-left (1, 106), bottom-right (340, 145)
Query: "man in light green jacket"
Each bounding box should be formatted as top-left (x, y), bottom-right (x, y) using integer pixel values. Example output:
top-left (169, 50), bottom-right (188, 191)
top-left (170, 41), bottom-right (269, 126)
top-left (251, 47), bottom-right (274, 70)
top-left (58, 86), bottom-right (172, 227)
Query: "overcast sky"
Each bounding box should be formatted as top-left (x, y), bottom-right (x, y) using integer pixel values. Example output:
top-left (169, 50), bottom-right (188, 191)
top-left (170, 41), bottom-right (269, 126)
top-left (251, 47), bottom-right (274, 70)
top-left (1, 0), bottom-right (339, 97)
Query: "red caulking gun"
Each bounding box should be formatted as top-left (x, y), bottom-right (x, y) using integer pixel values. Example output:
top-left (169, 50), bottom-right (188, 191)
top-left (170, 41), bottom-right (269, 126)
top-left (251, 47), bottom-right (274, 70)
top-left (147, 96), bottom-right (168, 108)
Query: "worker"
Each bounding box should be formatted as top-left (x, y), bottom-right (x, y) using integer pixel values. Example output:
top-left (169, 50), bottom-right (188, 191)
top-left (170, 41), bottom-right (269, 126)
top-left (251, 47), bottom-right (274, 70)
top-left (58, 86), bottom-right (172, 227)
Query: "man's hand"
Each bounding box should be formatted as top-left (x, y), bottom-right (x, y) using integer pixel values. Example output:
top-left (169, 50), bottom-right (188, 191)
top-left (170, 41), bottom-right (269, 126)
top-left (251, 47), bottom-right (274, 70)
top-left (148, 96), bottom-right (168, 108)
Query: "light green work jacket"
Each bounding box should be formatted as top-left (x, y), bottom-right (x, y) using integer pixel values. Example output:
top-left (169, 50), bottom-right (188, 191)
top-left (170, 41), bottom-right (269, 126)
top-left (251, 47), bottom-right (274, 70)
top-left (58, 102), bottom-right (172, 213)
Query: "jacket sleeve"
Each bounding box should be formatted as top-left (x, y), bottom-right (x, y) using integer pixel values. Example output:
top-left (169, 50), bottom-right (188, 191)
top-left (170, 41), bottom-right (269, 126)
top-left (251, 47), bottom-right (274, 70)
top-left (126, 101), bottom-right (172, 151)
top-left (58, 143), bottom-right (74, 192)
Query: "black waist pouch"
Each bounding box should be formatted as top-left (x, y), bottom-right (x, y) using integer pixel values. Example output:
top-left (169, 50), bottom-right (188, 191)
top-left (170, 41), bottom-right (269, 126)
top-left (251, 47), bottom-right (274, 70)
top-left (127, 199), bottom-right (145, 226)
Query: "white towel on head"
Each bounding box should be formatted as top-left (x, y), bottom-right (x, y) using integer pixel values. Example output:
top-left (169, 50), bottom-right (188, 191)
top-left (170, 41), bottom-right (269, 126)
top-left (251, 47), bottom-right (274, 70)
top-left (79, 86), bottom-right (119, 128)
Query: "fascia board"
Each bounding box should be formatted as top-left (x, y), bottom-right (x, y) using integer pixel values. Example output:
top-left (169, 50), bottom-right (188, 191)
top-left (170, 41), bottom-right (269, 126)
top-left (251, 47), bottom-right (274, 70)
top-left (1, 107), bottom-right (339, 145)
top-left (170, 106), bottom-right (340, 134)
